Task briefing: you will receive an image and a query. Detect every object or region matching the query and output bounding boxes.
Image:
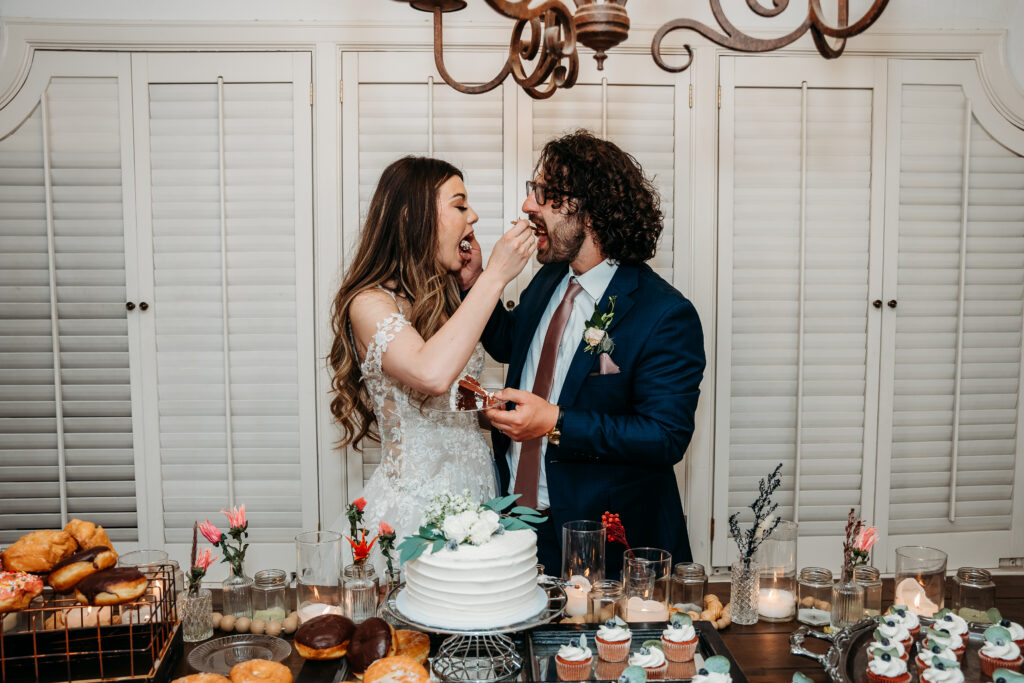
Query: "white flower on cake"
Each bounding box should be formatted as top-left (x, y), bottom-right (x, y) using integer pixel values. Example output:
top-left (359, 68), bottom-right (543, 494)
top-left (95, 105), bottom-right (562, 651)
top-left (442, 510), bottom-right (478, 544)
top-left (468, 510), bottom-right (501, 545)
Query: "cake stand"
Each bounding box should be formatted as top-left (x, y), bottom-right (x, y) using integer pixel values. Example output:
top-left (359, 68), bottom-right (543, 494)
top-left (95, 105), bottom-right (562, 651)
top-left (380, 578), bottom-right (566, 683)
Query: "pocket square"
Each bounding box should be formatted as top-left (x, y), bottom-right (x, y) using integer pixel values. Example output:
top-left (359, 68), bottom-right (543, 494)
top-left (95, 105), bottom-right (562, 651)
top-left (598, 352), bottom-right (621, 375)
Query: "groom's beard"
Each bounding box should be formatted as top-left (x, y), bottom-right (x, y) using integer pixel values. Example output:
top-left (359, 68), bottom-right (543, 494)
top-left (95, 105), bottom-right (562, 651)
top-left (534, 214), bottom-right (586, 264)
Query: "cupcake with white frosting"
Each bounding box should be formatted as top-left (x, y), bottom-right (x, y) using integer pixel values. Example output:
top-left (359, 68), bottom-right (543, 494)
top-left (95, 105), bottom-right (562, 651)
top-left (991, 609), bottom-right (1024, 650)
top-left (877, 616), bottom-right (913, 652)
top-left (885, 605), bottom-right (921, 639)
top-left (868, 629), bottom-right (907, 661)
top-left (595, 616), bottom-right (632, 662)
top-left (690, 655), bottom-right (732, 683)
top-left (628, 641), bottom-right (667, 680)
top-left (924, 626), bottom-right (966, 661)
top-left (934, 608), bottom-right (970, 647)
top-left (661, 613), bottom-right (698, 662)
top-left (980, 625), bottom-right (1023, 678)
top-left (866, 643), bottom-right (910, 683)
top-left (920, 655), bottom-right (964, 683)
top-left (916, 637), bottom-right (959, 671)
top-left (555, 633), bottom-right (593, 681)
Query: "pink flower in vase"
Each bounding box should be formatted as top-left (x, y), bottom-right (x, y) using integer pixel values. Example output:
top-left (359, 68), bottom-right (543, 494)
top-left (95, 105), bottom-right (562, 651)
top-left (198, 520), bottom-right (222, 544)
top-left (854, 526), bottom-right (879, 553)
top-left (222, 504), bottom-right (247, 531)
top-left (379, 521), bottom-right (394, 536)
top-left (352, 497), bottom-right (367, 512)
top-left (194, 548), bottom-right (215, 572)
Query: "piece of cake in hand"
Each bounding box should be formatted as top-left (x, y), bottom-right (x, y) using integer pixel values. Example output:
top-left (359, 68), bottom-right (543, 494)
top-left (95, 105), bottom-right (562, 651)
top-left (628, 641), bottom-right (667, 680)
top-left (915, 637), bottom-right (959, 671)
top-left (690, 655), bottom-right (732, 683)
top-left (595, 616), bottom-right (632, 662)
top-left (865, 643), bottom-right (911, 683)
top-left (885, 605), bottom-right (921, 640)
top-left (980, 625), bottom-right (1023, 678)
top-left (919, 655), bottom-right (964, 683)
top-left (661, 612), bottom-right (698, 662)
top-left (555, 633), bottom-right (593, 681)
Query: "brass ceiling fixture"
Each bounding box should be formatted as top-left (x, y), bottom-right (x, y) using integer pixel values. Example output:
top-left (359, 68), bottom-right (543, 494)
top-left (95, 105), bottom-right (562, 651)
top-left (396, 0), bottom-right (889, 98)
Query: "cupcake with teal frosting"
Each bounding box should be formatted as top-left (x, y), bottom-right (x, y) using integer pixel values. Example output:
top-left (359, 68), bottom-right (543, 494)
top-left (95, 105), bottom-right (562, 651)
top-left (885, 605), bottom-right (921, 639)
top-left (555, 633), bottom-right (593, 681)
top-left (628, 640), bottom-right (667, 680)
top-left (919, 655), bottom-right (964, 683)
top-left (915, 637), bottom-right (958, 671)
top-left (980, 625), bottom-right (1023, 678)
top-left (934, 608), bottom-right (970, 647)
top-left (690, 655), bottom-right (732, 683)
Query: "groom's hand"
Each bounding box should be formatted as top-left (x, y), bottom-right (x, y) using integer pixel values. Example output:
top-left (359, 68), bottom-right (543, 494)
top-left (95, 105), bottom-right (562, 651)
top-left (484, 389), bottom-right (559, 441)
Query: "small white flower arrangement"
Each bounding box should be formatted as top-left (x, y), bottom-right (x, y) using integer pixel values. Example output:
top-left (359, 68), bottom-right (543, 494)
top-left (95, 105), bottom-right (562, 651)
top-left (397, 492), bottom-right (544, 563)
top-left (582, 296), bottom-right (617, 354)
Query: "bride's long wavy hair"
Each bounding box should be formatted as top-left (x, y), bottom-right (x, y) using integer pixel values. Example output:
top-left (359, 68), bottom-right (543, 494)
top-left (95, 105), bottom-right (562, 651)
top-left (329, 156), bottom-right (464, 450)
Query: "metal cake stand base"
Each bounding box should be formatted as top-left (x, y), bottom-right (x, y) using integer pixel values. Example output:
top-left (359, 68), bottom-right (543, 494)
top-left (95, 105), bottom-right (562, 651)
top-left (381, 580), bottom-right (566, 683)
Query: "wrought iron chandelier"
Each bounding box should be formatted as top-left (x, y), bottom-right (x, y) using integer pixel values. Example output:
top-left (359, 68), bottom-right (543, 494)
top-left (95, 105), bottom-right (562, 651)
top-left (396, 0), bottom-right (891, 99)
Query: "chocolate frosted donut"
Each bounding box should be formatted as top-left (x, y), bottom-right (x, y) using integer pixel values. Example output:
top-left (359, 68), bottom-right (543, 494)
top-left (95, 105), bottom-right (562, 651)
top-left (48, 546), bottom-right (118, 592)
top-left (348, 617), bottom-right (396, 677)
top-left (74, 567), bottom-right (148, 605)
top-left (294, 613), bottom-right (355, 660)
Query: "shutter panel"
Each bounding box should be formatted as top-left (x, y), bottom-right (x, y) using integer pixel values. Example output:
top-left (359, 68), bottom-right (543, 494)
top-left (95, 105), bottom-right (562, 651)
top-left (532, 84), bottom-right (676, 281)
top-left (0, 76), bottom-right (135, 543)
top-left (148, 75), bottom-right (311, 543)
top-left (888, 84), bottom-right (1024, 537)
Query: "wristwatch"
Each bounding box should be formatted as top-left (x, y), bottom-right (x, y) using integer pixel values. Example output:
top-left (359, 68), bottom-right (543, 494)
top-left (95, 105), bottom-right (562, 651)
top-left (545, 407), bottom-right (565, 447)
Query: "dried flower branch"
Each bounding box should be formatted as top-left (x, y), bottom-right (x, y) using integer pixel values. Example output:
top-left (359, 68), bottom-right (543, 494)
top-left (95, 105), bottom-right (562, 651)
top-left (602, 511), bottom-right (629, 549)
top-left (728, 462), bottom-right (783, 568)
top-left (841, 508), bottom-right (878, 573)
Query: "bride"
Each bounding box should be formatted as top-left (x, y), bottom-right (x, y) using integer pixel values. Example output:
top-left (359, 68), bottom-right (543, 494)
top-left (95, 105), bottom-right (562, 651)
top-left (328, 156), bottom-right (536, 570)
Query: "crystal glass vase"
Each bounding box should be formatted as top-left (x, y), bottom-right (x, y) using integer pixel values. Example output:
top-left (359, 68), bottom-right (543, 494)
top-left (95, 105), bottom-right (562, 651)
top-left (830, 566), bottom-right (865, 631)
top-left (730, 559), bottom-right (760, 625)
top-left (221, 566), bottom-right (254, 619)
top-left (177, 588), bottom-right (214, 642)
top-left (343, 562), bottom-right (379, 624)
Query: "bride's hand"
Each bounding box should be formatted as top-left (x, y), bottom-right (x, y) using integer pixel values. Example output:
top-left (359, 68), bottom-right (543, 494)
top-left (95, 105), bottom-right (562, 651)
top-left (485, 220), bottom-right (536, 285)
top-left (456, 234), bottom-right (483, 291)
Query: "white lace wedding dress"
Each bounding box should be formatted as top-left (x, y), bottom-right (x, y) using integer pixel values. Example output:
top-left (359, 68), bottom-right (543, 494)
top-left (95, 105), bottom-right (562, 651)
top-left (331, 291), bottom-right (497, 576)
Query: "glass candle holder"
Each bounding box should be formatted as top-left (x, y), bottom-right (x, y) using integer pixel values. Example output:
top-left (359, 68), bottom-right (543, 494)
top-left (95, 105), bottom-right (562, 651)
top-left (622, 548), bottom-right (671, 622)
top-left (561, 520), bottom-right (606, 584)
top-left (796, 567), bottom-right (833, 626)
top-left (854, 566), bottom-right (882, 618)
top-left (253, 569), bottom-right (288, 623)
top-left (671, 563), bottom-right (707, 614)
top-left (894, 546), bottom-right (947, 617)
top-left (588, 580), bottom-right (623, 623)
top-left (756, 520), bottom-right (797, 622)
top-left (119, 549), bottom-right (180, 621)
top-left (295, 530), bottom-right (343, 623)
top-left (178, 588), bottom-right (214, 642)
top-left (950, 567), bottom-right (996, 621)
top-left (343, 563), bottom-right (379, 624)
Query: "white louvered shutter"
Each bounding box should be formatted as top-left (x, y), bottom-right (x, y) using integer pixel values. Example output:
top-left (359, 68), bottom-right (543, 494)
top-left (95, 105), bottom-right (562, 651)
top-left (347, 54), bottom-right (507, 491)
top-left (0, 71), bottom-right (137, 543)
top-left (715, 58), bottom-right (882, 568)
top-left (875, 61), bottom-right (1024, 568)
top-left (134, 54), bottom-right (316, 569)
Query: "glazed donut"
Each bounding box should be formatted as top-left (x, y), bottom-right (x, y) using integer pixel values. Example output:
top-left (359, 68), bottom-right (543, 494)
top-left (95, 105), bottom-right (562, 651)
top-left (293, 613), bottom-right (355, 660)
top-left (74, 567), bottom-right (148, 605)
top-left (172, 675), bottom-right (230, 683)
top-left (362, 655), bottom-right (429, 683)
top-left (394, 630), bottom-right (430, 665)
top-left (64, 519), bottom-right (114, 551)
top-left (2, 530), bottom-right (78, 573)
top-left (48, 546), bottom-right (118, 592)
top-left (228, 659), bottom-right (292, 683)
top-left (349, 617), bottom-right (397, 678)
top-left (0, 571), bottom-right (44, 612)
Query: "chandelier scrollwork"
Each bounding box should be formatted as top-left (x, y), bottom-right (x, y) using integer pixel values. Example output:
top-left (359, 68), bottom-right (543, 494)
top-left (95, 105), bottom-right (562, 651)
top-left (652, 0), bottom-right (891, 73)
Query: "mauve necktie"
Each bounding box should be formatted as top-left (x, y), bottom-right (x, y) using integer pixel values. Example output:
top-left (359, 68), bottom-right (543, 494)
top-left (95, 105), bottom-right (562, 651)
top-left (514, 277), bottom-right (584, 509)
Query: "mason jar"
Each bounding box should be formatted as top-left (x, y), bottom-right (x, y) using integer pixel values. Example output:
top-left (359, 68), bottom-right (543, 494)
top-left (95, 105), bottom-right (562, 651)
top-left (796, 567), bottom-right (832, 626)
top-left (854, 566), bottom-right (883, 618)
top-left (253, 569), bottom-right (289, 623)
top-left (671, 562), bottom-right (707, 615)
top-left (950, 567), bottom-right (996, 621)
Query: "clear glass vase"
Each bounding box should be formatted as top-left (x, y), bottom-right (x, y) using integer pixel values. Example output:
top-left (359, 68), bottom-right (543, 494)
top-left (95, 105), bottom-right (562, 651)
top-left (343, 562), bottom-right (379, 624)
top-left (221, 566), bottom-right (254, 619)
top-left (178, 588), bottom-right (214, 642)
top-left (830, 566), bottom-right (864, 631)
top-left (730, 559), bottom-right (760, 625)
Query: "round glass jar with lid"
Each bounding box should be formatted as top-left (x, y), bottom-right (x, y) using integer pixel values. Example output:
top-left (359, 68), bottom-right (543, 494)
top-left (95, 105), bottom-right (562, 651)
top-left (671, 562), bottom-right (707, 614)
top-left (950, 567), bottom-right (996, 622)
top-left (796, 567), bottom-right (833, 626)
top-left (853, 565), bottom-right (883, 617)
top-left (253, 569), bottom-right (289, 623)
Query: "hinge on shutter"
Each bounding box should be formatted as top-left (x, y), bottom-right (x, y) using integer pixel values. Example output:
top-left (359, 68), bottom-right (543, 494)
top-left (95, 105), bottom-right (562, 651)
top-left (689, 83), bottom-right (693, 109)
top-left (710, 517), bottom-right (715, 541)
top-left (310, 83), bottom-right (314, 107)
top-left (717, 85), bottom-right (722, 109)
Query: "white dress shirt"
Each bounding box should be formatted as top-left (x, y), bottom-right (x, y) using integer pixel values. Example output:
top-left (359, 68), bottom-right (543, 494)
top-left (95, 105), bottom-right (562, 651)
top-left (507, 259), bottom-right (619, 509)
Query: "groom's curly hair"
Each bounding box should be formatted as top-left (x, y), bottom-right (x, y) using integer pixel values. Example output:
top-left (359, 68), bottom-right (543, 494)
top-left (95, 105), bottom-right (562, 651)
top-left (535, 130), bottom-right (663, 265)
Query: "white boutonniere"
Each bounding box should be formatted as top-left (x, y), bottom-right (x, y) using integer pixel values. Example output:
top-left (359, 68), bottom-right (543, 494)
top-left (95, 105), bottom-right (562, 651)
top-left (582, 296), bottom-right (616, 354)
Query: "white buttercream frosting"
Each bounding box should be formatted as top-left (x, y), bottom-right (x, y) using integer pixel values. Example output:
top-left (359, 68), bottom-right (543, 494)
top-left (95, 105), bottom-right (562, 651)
top-left (936, 612), bottom-right (969, 638)
top-left (597, 622), bottom-right (632, 643)
top-left (662, 623), bottom-right (696, 643)
top-left (869, 639), bottom-right (906, 658)
top-left (887, 607), bottom-right (920, 631)
top-left (629, 647), bottom-right (666, 669)
top-left (917, 643), bottom-right (957, 664)
top-left (927, 629), bottom-right (960, 651)
top-left (557, 637), bottom-right (593, 662)
top-left (691, 673), bottom-right (732, 683)
top-left (921, 666), bottom-right (965, 683)
top-left (867, 656), bottom-right (908, 677)
top-left (981, 639), bottom-right (1022, 661)
top-left (878, 619), bottom-right (911, 643)
top-left (1002, 620), bottom-right (1024, 642)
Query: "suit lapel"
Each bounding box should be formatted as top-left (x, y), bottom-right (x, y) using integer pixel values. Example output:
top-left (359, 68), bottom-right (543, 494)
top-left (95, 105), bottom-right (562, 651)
top-left (556, 264), bottom-right (639, 407)
top-left (505, 264), bottom-right (568, 390)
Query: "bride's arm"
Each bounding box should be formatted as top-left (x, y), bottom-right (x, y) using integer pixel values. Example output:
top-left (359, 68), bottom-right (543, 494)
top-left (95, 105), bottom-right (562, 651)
top-left (349, 223), bottom-right (535, 396)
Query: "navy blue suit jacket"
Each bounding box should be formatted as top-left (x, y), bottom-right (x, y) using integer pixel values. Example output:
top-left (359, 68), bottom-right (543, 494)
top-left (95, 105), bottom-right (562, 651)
top-left (481, 262), bottom-right (705, 576)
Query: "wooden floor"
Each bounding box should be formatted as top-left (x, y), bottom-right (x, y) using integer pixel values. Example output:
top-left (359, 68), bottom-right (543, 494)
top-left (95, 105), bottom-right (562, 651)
top-left (173, 575), bottom-right (1024, 682)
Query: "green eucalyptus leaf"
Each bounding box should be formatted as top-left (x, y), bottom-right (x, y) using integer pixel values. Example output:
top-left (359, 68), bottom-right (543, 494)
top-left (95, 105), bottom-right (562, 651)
top-left (703, 656), bottom-right (731, 674)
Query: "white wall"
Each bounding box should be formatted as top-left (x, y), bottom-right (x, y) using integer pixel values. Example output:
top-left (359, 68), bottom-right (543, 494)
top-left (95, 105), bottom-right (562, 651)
top-left (1, 0), bottom-right (1021, 91)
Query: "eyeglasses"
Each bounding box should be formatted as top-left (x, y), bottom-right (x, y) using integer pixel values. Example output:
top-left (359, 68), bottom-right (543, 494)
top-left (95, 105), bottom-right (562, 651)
top-left (525, 180), bottom-right (575, 206)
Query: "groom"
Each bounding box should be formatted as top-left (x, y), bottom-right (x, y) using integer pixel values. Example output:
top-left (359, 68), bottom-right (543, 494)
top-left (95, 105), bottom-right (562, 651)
top-left (467, 130), bottom-right (705, 577)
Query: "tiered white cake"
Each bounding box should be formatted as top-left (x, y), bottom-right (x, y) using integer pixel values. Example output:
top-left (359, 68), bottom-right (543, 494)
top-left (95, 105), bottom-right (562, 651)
top-left (400, 529), bottom-right (545, 629)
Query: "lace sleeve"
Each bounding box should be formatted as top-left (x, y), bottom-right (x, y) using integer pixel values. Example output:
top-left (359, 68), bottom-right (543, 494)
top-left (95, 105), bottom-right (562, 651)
top-left (363, 312), bottom-right (411, 374)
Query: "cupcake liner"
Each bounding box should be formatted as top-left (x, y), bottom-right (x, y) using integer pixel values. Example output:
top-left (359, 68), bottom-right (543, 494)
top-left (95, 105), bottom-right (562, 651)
top-left (555, 656), bottom-right (593, 681)
top-left (661, 636), bottom-right (697, 662)
top-left (666, 660), bottom-right (697, 680)
top-left (595, 636), bottom-right (631, 663)
top-left (595, 659), bottom-right (627, 681)
top-left (865, 670), bottom-right (911, 683)
top-left (979, 652), bottom-right (1023, 679)
top-left (643, 662), bottom-right (668, 680)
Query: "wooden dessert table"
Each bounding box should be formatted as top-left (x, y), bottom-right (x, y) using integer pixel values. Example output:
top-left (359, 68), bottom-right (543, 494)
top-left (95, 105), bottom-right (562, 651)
top-left (171, 575), bottom-right (1024, 682)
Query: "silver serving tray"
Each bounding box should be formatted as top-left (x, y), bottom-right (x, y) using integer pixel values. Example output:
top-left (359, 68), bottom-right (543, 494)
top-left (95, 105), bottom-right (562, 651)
top-left (790, 617), bottom-right (991, 683)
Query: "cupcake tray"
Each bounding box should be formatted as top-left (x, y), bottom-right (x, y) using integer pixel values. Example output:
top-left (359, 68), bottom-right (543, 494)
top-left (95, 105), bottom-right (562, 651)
top-left (790, 617), bottom-right (992, 683)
